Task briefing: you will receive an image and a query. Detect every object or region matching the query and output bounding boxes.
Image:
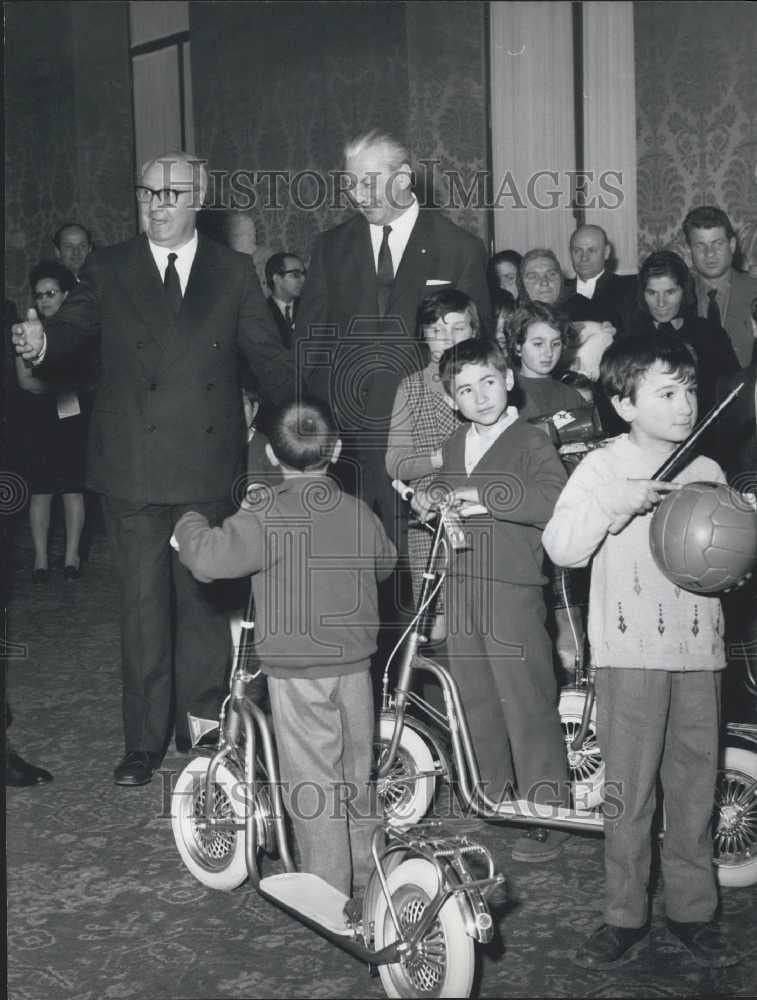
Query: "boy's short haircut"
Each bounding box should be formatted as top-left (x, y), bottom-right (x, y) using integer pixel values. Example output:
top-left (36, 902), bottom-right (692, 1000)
top-left (508, 300), bottom-right (569, 351)
top-left (266, 396), bottom-right (338, 471)
top-left (439, 338), bottom-right (511, 396)
top-left (416, 288), bottom-right (481, 338)
top-left (599, 331), bottom-right (697, 404)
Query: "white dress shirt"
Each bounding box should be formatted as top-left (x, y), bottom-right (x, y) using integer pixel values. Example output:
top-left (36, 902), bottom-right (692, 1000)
top-left (148, 231), bottom-right (198, 295)
top-left (368, 196), bottom-right (419, 273)
top-left (576, 273), bottom-right (600, 299)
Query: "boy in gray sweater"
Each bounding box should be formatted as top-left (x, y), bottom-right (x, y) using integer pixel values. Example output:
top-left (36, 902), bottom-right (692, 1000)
top-left (175, 398), bottom-right (396, 909)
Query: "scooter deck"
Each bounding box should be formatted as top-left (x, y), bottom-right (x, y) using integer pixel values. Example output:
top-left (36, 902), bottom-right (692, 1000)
top-left (259, 873), bottom-right (353, 936)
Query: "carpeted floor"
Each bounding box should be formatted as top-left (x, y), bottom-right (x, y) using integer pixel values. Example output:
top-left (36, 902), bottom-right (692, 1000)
top-left (4, 525), bottom-right (757, 1000)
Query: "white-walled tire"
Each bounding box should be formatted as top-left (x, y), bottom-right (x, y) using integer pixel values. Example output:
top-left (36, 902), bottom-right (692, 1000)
top-left (376, 719), bottom-right (436, 827)
top-left (373, 858), bottom-right (475, 998)
top-left (171, 756), bottom-right (248, 890)
top-left (713, 746), bottom-right (757, 888)
top-left (559, 689), bottom-right (605, 810)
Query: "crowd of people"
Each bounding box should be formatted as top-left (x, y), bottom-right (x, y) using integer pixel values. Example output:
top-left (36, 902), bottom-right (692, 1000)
top-left (8, 131), bottom-right (757, 971)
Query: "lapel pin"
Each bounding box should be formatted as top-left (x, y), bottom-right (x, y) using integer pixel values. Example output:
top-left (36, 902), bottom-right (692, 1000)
top-left (420, 248), bottom-right (427, 254)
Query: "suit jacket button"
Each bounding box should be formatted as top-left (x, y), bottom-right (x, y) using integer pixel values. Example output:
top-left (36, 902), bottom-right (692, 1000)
top-left (136, 340), bottom-right (144, 349)
top-left (149, 382), bottom-right (158, 391)
top-left (147, 424), bottom-right (156, 432)
top-left (205, 426), bottom-right (214, 433)
top-left (205, 382), bottom-right (214, 390)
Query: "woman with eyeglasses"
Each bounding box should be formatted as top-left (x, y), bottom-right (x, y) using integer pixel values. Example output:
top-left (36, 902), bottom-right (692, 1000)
top-left (15, 260), bottom-right (88, 582)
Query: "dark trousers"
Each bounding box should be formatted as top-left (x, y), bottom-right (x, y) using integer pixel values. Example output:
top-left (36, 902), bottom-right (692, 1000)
top-left (441, 576), bottom-right (570, 807)
top-left (596, 667), bottom-right (722, 928)
top-left (102, 495), bottom-right (233, 755)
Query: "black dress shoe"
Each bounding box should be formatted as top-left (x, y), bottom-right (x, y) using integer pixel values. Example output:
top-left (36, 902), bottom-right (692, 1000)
top-left (571, 923), bottom-right (648, 969)
top-left (63, 565), bottom-right (81, 580)
top-left (5, 748), bottom-right (54, 786)
top-left (32, 569), bottom-right (49, 584)
top-left (113, 751), bottom-right (158, 786)
top-left (666, 919), bottom-right (742, 968)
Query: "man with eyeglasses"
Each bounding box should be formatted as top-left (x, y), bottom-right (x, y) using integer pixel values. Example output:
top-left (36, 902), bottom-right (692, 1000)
top-left (264, 252), bottom-right (306, 349)
top-left (13, 150), bottom-right (294, 787)
top-left (683, 205), bottom-right (757, 368)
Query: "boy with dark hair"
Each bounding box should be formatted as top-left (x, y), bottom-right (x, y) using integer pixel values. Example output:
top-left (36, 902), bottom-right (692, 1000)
top-left (174, 397), bottom-right (396, 914)
top-left (544, 331), bottom-right (740, 969)
top-left (414, 339), bottom-right (572, 862)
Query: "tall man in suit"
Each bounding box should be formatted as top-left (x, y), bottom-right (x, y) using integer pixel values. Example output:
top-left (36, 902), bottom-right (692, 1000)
top-left (295, 130), bottom-right (490, 540)
top-left (562, 224), bottom-right (636, 331)
top-left (265, 252), bottom-right (306, 349)
top-left (13, 151), bottom-right (294, 786)
top-left (684, 205), bottom-right (757, 368)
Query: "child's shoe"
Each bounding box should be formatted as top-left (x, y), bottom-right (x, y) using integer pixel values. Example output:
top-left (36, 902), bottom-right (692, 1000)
top-left (666, 919), bottom-right (742, 968)
top-left (571, 923), bottom-right (648, 969)
top-left (511, 827), bottom-right (570, 862)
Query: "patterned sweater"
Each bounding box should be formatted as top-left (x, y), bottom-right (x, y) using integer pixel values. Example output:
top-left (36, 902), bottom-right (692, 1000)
top-left (543, 434), bottom-right (726, 671)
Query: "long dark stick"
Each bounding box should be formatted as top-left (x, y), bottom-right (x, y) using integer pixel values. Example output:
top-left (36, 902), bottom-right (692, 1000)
top-left (653, 381), bottom-right (746, 482)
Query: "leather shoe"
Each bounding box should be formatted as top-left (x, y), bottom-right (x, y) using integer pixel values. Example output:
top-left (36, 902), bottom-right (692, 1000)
top-left (512, 827), bottom-right (571, 862)
top-left (32, 568), bottom-right (49, 584)
top-left (5, 747), bottom-right (54, 786)
top-left (63, 564), bottom-right (81, 580)
top-left (572, 923), bottom-right (648, 969)
top-left (666, 919), bottom-right (742, 968)
top-left (113, 751), bottom-right (158, 786)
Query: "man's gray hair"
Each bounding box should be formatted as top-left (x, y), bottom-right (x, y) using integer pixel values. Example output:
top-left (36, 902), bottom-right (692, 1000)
top-left (344, 130), bottom-right (411, 170)
top-left (138, 150), bottom-right (208, 194)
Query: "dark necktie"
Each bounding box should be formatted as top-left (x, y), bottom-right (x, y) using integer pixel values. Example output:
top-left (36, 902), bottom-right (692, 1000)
top-left (707, 288), bottom-right (722, 329)
top-left (376, 225), bottom-right (394, 317)
top-left (164, 252), bottom-right (182, 316)
top-left (283, 304), bottom-right (293, 348)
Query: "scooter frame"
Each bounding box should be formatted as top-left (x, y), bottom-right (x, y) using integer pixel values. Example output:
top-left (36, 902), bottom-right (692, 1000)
top-left (172, 554), bottom-right (506, 997)
top-left (376, 500), bottom-right (757, 886)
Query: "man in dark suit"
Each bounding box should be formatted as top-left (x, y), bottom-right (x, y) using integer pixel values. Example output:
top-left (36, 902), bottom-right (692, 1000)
top-left (264, 251), bottom-right (306, 349)
top-left (562, 224), bottom-right (636, 331)
top-left (684, 205), bottom-right (757, 369)
top-left (295, 130), bottom-right (490, 539)
top-left (13, 150), bottom-right (294, 786)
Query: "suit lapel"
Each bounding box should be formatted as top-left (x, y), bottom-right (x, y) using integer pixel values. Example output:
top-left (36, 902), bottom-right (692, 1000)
top-left (159, 236), bottom-right (220, 372)
top-left (122, 235), bottom-right (175, 341)
top-left (388, 210), bottom-right (437, 320)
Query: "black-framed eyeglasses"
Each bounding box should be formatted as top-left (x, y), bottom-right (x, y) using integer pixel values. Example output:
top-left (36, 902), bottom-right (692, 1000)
top-left (135, 185), bottom-right (194, 207)
top-left (34, 288), bottom-right (62, 300)
top-left (280, 268), bottom-right (306, 279)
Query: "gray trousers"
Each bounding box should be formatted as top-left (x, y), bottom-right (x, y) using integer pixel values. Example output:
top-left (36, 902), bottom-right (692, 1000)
top-left (596, 667), bottom-right (722, 928)
top-left (267, 671), bottom-right (379, 897)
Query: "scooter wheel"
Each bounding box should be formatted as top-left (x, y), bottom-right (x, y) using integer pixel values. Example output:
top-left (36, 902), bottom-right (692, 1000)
top-left (376, 719), bottom-right (436, 828)
top-left (373, 858), bottom-right (475, 998)
top-left (713, 746), bottom-right (757, 888)
top-left (559, 689), bottom-right (605, 810)
top-left (171, 756), bottom-right (248, 890)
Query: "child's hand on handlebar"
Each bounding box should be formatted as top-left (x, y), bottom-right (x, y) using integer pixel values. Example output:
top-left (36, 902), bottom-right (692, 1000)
top-left (448, 486), bottom-right (481, 510)
top-left (410, 488), bottom-right (435, 522)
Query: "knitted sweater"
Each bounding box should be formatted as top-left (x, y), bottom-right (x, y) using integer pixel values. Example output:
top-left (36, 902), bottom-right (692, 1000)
top-left (542, 434), bottom-right (726, 671)
top-left (175, 475), bottom-right (397, 678)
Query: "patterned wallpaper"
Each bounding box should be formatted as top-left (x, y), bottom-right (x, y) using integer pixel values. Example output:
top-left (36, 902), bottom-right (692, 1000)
top-left (4, 2), bottom-right (134, 313)
top-left (635, 1), bottom-right (757, 273)
top-left (189, 1), bottom-right (490, 263)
